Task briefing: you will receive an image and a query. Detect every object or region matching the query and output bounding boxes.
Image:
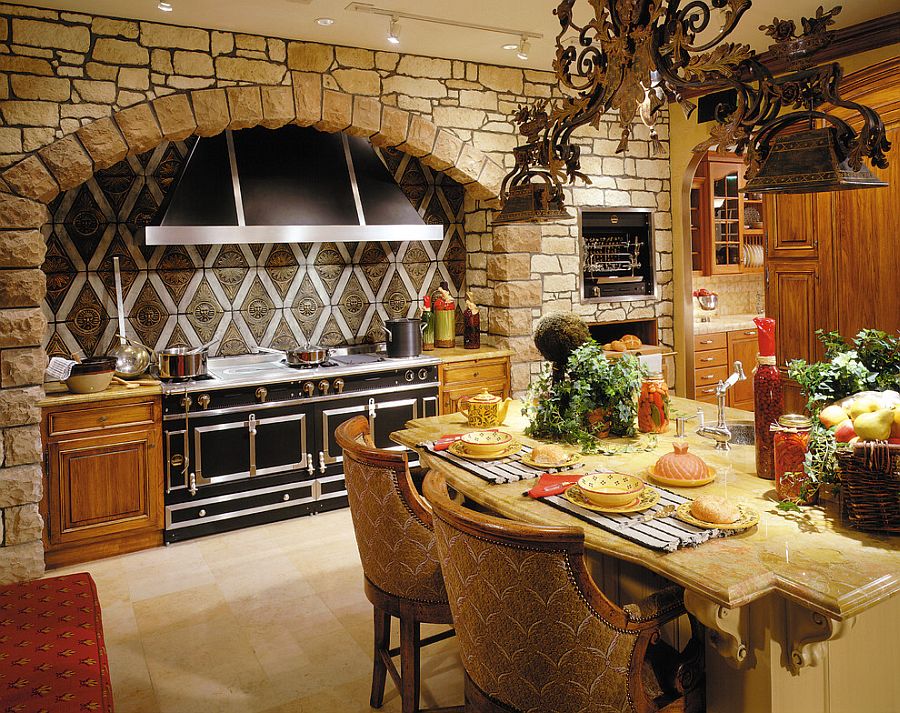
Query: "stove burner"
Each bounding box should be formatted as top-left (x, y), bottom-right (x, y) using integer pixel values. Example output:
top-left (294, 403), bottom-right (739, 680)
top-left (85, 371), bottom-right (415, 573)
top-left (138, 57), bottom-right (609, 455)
top-left (159, 372), bottom-right (215, 383)
top-left (285, 360), bottom-right (339, 369)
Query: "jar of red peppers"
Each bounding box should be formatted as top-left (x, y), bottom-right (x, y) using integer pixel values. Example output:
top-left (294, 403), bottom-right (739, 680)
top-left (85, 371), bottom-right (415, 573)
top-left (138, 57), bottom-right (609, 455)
top-left (772, 414), bottom-right (817, 504)
top-left (753, 317), bottom-right (783, 479)
top-left (638, 372), bottom-right (670, 434)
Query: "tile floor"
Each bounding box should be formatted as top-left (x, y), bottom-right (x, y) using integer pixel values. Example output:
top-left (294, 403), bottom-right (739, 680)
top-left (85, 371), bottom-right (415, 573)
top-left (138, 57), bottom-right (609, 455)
top-left (54, 510), bottom-right (465, 713)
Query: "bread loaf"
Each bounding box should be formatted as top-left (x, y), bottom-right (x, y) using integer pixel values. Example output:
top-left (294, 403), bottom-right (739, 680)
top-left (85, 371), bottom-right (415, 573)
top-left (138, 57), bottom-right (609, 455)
top-left (531, 444), bottom-right (570, 465)
top-left (622, 334), bottom-right (642, 349)
top-left (610, 340), bottom-right (627, 352)
top-left (690, 495), bottom-right (740, 524)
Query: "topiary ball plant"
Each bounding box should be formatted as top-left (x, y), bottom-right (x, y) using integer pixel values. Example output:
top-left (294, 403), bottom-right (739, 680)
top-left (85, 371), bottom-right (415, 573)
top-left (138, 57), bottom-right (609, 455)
top-left (533, 312), bottom-right (591, 381)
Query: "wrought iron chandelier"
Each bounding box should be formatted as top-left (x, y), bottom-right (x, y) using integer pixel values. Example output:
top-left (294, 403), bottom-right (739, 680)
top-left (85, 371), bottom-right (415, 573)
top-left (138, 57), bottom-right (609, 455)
top-left (494, 2), bottom-right (891, 224)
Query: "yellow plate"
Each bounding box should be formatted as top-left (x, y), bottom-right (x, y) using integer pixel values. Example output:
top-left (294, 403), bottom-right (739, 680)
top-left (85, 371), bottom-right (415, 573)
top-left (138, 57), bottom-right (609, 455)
top-left (563, 485), bottom-right (660, 514)
top-left (675, 501), bottom-right (760, 531)
top-left (645, 465), bottom-right (716, 488)
top-left (520, 452), bottom-right (582, 470)
top-left (448, 440), bottom-right (522, 461)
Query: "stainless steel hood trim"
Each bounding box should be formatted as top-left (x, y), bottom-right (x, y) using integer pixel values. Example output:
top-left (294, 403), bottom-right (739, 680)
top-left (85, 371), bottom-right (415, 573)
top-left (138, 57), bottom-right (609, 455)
top-left (144, 223), bottom-right (444, 245)
top-left (225, 130), bottom-right (246, 227)
top-left (342, 133), bottom-right (367, 226)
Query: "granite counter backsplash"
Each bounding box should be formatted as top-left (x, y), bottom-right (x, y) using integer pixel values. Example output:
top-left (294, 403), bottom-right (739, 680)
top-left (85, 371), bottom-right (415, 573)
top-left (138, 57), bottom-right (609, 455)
top-left (41, 141), bottom-right (466, 358)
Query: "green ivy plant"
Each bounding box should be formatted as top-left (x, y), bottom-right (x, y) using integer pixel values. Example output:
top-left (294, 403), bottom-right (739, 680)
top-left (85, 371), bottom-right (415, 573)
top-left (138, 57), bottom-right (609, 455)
top-left (523, 341), bottom-right (646, 453)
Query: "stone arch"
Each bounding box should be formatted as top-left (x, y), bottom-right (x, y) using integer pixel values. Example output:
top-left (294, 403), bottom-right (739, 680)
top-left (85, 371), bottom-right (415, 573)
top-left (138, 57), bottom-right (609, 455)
top-left (0, 83), bottom-right (503, 581)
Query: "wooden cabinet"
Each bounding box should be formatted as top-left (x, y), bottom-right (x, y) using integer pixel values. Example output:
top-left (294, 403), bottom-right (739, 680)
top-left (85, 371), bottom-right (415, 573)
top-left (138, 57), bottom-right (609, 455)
top-left (41, 395), bottom-right (164, 567)
top-left (439, 355), bottom-right (511, 415)
top-left (763, 58), bottom-right (900, 413)
top-left (693, 328), bottom-right (758, 410)
top-left (689, 176), bottom-right (710, 274)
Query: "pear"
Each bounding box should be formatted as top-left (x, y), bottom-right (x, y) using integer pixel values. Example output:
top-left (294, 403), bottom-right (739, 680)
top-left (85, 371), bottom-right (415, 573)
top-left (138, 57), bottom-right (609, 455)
top-left (848, 397), bottom-right (881, 420)
top-left (853, 409), bottom-right (895, 441)
top-left (892, 405), bottom-right (900, 439)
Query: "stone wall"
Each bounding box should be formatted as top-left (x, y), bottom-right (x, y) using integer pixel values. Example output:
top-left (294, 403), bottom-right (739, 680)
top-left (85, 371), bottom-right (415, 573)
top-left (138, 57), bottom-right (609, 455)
top-left (0, 3), bottom-right (674, 580)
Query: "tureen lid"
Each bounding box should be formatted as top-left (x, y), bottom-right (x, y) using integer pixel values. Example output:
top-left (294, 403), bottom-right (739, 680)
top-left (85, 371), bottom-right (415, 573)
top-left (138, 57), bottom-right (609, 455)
top-left (469, 389), bottom-right (501, 404)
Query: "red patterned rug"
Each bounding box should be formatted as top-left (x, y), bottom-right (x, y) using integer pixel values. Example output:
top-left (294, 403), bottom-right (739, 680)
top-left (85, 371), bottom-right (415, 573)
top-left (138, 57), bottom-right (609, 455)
top-left (0, 573), bottom-right (113, 713)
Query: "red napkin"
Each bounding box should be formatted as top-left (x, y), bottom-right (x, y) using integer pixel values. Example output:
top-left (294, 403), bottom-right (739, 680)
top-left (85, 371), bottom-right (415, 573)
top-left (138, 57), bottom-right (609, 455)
top-left (526, 473), bottom-right (584, 498)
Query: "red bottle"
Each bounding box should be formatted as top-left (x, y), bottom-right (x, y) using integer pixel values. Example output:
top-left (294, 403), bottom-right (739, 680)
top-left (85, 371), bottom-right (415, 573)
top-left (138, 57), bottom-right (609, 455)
top-left (753, 317), bottom-right (783, 480)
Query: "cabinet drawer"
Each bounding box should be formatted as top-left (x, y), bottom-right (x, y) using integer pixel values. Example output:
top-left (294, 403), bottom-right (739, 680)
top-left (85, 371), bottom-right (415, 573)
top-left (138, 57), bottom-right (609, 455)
top-left (47, 401), bottom-right (155, 436)
top-left (695, 385), bottom-right (719, 404)
top-left (694, 348), bottom-right (727, 368)
top-left (442, 358), bottom-right (509, 385)
top-left (694, 365), bottom-right (728, 388)
top-left (729, 328), bottom-right (758, 341)
top-left (693, 332), bottom-right (727, 352)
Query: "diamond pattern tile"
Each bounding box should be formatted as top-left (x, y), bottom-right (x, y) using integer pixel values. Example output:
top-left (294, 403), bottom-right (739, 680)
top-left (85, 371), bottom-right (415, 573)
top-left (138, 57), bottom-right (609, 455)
top-left (212, 246), bottom-right (250, 303)
top-left (291, 273), bottom-right (324, 343)
top-left (314, 243), bottom-right (346, 296)
top-left (42, 232), bottom-right (77, 314)
top-left (319, 313), bottom-right (345, 347)
top-left (240, 275), bottom-right (276, 342)
top-left (94, 159), bottom-right (137, 214)
top-left (186, 277), bottom-right (224, 344)
top-left (264, 244), bottom-right (299, 299)
top-left (65, 185), bottom-right (106, 263)
top-left (130, 279), bottom-right (168, 348)
top-left (66, 281), bottom-right (109, 356)
top-left (219, 318), bottom-right (249, 356)
top-left (338, 271), bottom-right (369, 334)
top-left (270, 314), bottom-right (299, 351)
top-left (383, 271), bottom-right (411, 319)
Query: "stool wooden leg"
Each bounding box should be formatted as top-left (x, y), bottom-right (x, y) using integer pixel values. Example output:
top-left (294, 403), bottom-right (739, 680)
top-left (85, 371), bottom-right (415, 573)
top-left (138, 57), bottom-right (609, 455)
top-left (371, 606), bottom-right (391, 708)
top-left (399, 611), bottom-right (421, 713)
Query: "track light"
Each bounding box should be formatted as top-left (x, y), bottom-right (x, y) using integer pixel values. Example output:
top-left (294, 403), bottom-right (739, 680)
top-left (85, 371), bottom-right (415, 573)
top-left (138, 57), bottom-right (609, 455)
top-left (387, 16), bottom-right (400, 44)
top-left (157, 1), bottom-right (173, 11)
top-left (516, 37), bottom-right (530, 60)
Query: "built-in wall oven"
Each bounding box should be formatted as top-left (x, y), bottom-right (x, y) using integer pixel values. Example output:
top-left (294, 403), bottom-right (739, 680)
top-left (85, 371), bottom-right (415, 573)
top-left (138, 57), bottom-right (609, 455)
top-left (161, 353), bottom-right (439, 542)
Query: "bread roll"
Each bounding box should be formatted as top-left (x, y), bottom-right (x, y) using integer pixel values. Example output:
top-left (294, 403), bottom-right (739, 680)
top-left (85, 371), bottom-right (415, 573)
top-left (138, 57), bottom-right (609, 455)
top-left (531, 444), bottom-right (569, 465)
top-left (690, 495), bottom-right (740, 524)
top-left (622, 334), bottom-right (642, 349)
top-left (610, 340), bottom-right (627, 352)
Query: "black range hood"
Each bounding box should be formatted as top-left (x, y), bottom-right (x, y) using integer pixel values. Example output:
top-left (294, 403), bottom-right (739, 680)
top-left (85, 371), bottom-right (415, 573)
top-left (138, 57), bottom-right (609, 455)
top-left (144, 125), bottom-right (442, 245)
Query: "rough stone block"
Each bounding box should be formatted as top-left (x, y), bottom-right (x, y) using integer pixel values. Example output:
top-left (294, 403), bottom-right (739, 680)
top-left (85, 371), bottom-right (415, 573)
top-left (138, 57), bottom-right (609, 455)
top-left (0, 54), bottom-right (53, 76)
top-left (38, 134), bottom-right (93, 191)
top-left (487, 254), bottom-right (531, 282)
top-left (0, 269), bottom-right (44, 308)
top-left (382, 75), bottom-right (446, 99)
top-left (211, 31), bottom-right (233, 57)
top-left (287, 41), bottom-right (333, 72)
top-left (9, 75), bottom-right (70, 101)
top-left (91, 17), bottom-right (138, 38)
top-left (444, 143), bottom-right (485, 185)
top-left (260, 86), bottom-right (295, 129)
top-left (370, 106), bottom-right (409, 148)
top-left (335, 46), bottom-right (374, 69)
top-left (315, 90), bottom-right (352, 133)
top-left (0, 309), bottom-right (46, 349)
top-left (472, 159), bottom-right (503, 200)
top-left (490, 336), bottom-right (541, 363)
top-left (191, 88), bottom-right (230, 137)
top-left (492, 224), bottom-right (542, 253)
top-left (12, 18), bottom-right (89, 52)
top-left (478, 65), bottom-right (524, 94)
top-left (0, 230), bottom-right (45, 268)
top-left (119, 67), bottom-right (150, 91)
top-left (292, 71), bottom-right (321, 127)
top-left (93, 37), bottom-right (149, 65)
top-left (0, 193), bottom-right (48, 229)
top-left (215, 56), bottom-right (285, 84)
top-left (116, 103), bottom-right (163, 155)
top-left (141, 22), bottom-right (209, 51)
top-left (0, 99), bottom-right (58, 127)
top-left (494, 281), bottom-right (543, 308)
top-left (73, 78), bottom-right (116, 103)
top-left (396, 56), bottom-right (451, 79)
top-left (511, 362), bottom-right (532, 394)
top-left (0, 540), bottom-right (44, 585)
top-left (1, 155), bottom-right (59, 203)
top-left (152, 93), bottom-right (196, 141)
top-left (490, 308), bottom-right (532, 337)
top-left (76, 117), bottom-right (127, 169)
top-left (226, 86), bottom-right (263, 130)
top-left (3, 503), bottom-right (43, 545)
top-left (2, 425), bottom-right (40, 467)
top-left (0, 346), bottom-right (46, 387)
top-left (398, 114), bottom-right (437, 158)
top-left (422, 129), bottom-right (463, 172)
top-left (0, 386), bottom-right (41, 428)
top-left (346, 96), bottom-right (380, 138)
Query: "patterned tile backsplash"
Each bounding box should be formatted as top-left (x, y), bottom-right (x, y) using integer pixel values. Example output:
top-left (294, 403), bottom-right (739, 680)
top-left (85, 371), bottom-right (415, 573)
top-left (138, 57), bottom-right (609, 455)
top-left (42, 139), bottom-right (466, 358)
top-left (692, 271), bottom-right (765, 317)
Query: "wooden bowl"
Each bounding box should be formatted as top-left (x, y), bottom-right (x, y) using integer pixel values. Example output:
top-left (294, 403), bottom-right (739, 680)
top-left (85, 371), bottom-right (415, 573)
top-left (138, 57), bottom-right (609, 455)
top-left (577, 472), bottom-right (645, 508)
top-left (460, 430), bottom-right (513, 457)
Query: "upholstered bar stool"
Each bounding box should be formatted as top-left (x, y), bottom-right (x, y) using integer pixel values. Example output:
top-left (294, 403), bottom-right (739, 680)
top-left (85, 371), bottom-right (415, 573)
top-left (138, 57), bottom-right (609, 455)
top-left (423, 468), bottom-right (705, 713)
top-left (335, 416), bottom-right (463, 713)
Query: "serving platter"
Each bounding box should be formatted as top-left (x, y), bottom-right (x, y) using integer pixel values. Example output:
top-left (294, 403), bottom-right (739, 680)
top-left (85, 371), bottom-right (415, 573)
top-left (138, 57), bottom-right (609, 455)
top-left (520, 452), bottom-right (581, 470)
top-left (675, 501), bottom-right (759, 531)
top-left (563, 485), bottom-right (660, 513)
top-left (448, 440), bottom-right (522, 461)
top-left (645, 465), bottom-right (717, 488)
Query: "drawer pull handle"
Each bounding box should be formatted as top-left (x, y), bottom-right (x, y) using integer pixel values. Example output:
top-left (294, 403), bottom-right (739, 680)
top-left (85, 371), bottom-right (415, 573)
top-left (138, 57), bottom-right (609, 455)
top-left (700, 357), bottom-right (715, 362)
top-left (701, 374), bottom-right (715, 380)
top-left (473, 372), bottom-right (479, 377)
top-left (98, 415), bottom-right (108, 423)
top-left (699, 339), bottom-right (713, 345)
top-left (198, 509), bottom-right (207, 517)
top-left (283, 493), bottom-right (290, 502)
top-left (744, 331), bottom-right (756, 336)
top-left (702, 388), bottom-right (716, 394)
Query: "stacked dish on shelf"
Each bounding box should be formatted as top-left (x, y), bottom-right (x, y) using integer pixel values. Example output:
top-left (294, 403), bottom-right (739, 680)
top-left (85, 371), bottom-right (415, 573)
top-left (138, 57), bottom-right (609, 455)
top-left (743, 243), bottom-right (764, 268)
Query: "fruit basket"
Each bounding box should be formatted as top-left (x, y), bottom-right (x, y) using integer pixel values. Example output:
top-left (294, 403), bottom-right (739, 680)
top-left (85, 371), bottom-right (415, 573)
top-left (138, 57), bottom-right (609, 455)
top-left (837, 442), bottom-right (900, 533)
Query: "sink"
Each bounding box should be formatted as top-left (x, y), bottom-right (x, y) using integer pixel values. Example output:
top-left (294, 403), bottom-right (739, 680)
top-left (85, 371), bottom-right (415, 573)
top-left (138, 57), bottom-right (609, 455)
top-left (728, 420), bottom-right (756, 445)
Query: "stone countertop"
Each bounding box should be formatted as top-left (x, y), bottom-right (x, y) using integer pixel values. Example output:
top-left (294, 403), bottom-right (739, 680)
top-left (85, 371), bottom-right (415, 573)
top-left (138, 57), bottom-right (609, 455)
top-left (392, 396), bottom-right (900, 620)
top-left (693, 312), bottom-right (762, 335)
top-left (431, 342), bottom-right (513, 364)
top-left (39, 379), bottom-right (162, 408)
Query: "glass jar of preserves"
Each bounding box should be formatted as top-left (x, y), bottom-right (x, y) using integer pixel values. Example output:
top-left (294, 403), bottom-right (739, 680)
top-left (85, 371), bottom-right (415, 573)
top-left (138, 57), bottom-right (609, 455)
top-left (638, 372), bottom-right (670, 434)
top-left (754, 355), bottom-right (782, 479)
top-left (772, 414), bottom-right (817, 504)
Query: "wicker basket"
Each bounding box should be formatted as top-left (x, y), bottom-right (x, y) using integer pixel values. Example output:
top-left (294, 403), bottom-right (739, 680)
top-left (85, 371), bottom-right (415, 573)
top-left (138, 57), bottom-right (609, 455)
top-left (837, 442), bottom-right (900, 534)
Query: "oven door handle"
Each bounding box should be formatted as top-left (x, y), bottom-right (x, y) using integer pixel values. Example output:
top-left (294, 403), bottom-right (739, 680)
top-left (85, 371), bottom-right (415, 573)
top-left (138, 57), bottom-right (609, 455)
top-left (248, 414), bottom-right (257, 477)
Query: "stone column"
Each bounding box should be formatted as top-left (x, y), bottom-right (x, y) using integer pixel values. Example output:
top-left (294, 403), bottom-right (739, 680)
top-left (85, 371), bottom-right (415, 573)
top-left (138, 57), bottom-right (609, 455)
top-left (0, 192), bottom-right (50, 583)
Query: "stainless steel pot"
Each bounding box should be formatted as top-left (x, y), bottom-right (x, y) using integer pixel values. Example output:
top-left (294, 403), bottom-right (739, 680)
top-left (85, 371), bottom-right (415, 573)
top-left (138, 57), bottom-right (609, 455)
top-left (286, 346), bottom-right (334, 367)
top-left (384, 318), bottom-right (424, 358)
top-left (158, 346), bottom-right (208, 380)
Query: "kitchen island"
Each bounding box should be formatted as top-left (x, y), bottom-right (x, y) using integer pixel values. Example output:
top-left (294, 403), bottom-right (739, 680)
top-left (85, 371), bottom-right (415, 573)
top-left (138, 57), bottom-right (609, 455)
top-left (392, 397), bottom-right (900, 713)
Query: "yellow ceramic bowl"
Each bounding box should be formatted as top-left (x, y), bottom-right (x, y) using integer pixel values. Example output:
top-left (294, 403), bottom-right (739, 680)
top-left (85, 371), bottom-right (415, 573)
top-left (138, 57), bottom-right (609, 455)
top-left (577, 472), bottom-right (645, 508)
top-left (460, 430), bottom-right (513, 457)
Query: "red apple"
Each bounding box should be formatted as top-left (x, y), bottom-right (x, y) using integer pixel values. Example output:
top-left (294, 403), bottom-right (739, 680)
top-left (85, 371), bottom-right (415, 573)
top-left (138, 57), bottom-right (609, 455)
top-left (834, 419), bottom-right (857, 443)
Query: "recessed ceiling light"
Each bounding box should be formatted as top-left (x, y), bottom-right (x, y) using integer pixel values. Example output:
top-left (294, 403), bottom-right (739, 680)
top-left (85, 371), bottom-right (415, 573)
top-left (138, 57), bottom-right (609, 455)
top-left (157, 1), bottom-right (173, 11)
top-left (502, 42), bottom-right (518, 51)
top-left (387, 16), bottom-right (400, 45)
top-left (316, 17), bottom-right (335, 26)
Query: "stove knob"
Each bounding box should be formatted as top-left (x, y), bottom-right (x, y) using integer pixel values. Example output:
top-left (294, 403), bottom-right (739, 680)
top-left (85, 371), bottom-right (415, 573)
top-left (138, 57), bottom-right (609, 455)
top-left (334, 378), bottom-right (345, 394)
top-left (256, 386), bottom-right (268, 403)
top-left (418, 368), bottom-right (429, 381)
top-left (404, 369), bottom-right (415, 382)
top-left (318, 379), bottom-right (330, 395)
top-left (197, 394), bottom-right (210, 410)
top-left (303, 382), bottom-right (315, 397)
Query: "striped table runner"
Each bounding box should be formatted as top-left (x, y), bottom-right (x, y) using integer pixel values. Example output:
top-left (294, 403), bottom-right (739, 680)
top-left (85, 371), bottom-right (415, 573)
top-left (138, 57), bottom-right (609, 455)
top-left (421, 442), bottom-right (583, 484)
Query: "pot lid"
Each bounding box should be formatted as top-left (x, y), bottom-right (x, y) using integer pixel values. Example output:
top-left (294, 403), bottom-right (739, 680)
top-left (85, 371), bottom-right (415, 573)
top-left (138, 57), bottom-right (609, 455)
top-left (468, 389), bottom-right (502, 404)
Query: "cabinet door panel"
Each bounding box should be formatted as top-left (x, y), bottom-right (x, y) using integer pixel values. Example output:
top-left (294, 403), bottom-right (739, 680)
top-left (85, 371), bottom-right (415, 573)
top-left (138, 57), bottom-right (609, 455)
top-left (727, 330), bottom-right (758, 410)
top-left (768, 264), bottom-right (821, 365)
top-left (50, 430), bottom-right (156, 543)
top-left (766, 193), bottom-right (820, 258)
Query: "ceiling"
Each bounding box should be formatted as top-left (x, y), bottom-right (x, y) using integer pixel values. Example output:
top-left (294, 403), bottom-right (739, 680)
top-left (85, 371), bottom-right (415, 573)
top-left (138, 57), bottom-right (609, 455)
top-left (9, 0), bottom-right (896, 69)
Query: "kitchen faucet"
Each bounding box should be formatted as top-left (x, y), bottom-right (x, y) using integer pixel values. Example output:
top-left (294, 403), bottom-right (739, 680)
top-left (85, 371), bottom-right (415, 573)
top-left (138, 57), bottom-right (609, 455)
top-left (696, 361), bottom-right (746, 450)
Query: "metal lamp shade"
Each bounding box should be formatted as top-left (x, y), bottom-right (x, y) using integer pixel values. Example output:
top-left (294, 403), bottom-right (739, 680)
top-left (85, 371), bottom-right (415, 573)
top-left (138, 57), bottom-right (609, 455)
top-left (742, 128), bottom-right (888, 194)
top-left (493, 183), bottom-right (572, 224)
